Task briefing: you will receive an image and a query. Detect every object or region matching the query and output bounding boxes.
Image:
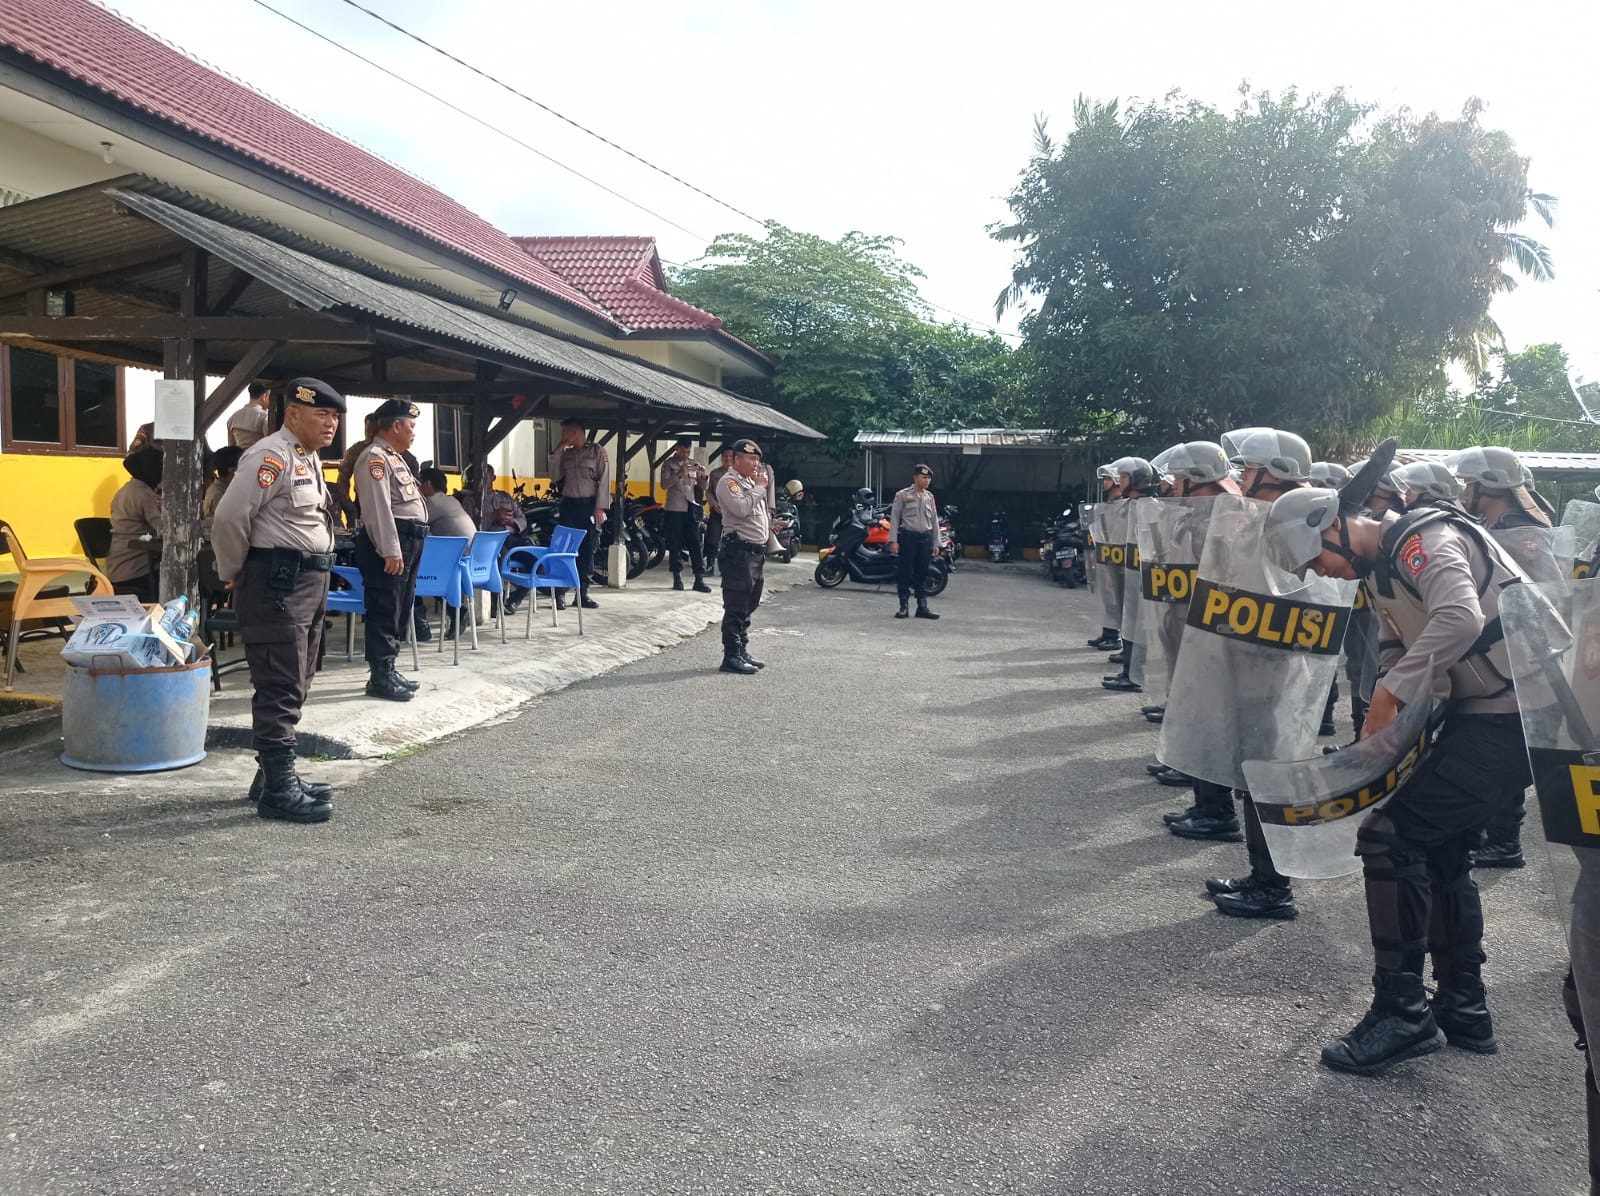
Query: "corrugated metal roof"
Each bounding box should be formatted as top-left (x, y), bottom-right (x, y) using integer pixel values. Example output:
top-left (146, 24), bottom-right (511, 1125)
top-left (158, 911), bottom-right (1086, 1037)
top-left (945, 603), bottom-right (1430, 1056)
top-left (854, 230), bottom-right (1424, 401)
top-left (854, 429), bottom-right (1065, 448)
top-left (103, 190), bottom-right (818, 440)
top-left (1399, 448), bottom-right (1600, 472)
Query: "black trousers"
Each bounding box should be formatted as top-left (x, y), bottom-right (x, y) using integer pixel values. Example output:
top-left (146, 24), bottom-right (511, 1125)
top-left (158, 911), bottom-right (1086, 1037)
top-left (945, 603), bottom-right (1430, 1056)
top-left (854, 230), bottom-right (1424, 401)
top-left (719, 538), bottom-right (765, 648)
top-left (355, 529), bottom-right (423, 666)
top-left (665, 509), bottom-right (705, 577)
top-left (1356, 713), bottom-right (1529, 975)
top-left (1194, 780), bottom-right (1287, 886)
top-left (236, 558), bottom-right (328, 754)
top-left (112, 572), bottom-right (158, 605)
top-left (703, 511), bottom-right (723, 569)
top-left (558, 497), bottom-right (598, 596)
top-left (896, 530), bottom-right (932, 601)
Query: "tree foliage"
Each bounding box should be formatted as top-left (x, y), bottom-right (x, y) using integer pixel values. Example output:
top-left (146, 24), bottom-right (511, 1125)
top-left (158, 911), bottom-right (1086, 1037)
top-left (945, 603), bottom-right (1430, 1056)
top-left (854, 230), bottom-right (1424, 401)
top-left (994, 88), bottom-right (1551, 445)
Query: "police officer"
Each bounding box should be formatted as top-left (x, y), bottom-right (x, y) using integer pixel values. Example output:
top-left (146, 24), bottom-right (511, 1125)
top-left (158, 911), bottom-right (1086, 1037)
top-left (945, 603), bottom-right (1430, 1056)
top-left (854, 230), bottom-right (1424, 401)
top-left (703, 449), bottom-right (732, 576)
top-left (889, 464), bottom-right (942, 620)
top-left (354, 399), bottom-right (428, 702)
top-left (212, 377), bottom-right (343, 823)
top-left (226, 381), bottom-right (272, 448)
top-left (661, 439), bottom-right (712, 593)
top-left (1391, 460), bottom-right (1467, 515)
top-left (1263, 447), bottom-right (1532, 1074)
top-left (548, 418), bottom-right (610, 607)
top-left (1086, 464), bottom-right (1123, 650)
top-left (716, 438), bottom-right (773, 675)
top-left (1102, 456), bottom-right (1159, 690)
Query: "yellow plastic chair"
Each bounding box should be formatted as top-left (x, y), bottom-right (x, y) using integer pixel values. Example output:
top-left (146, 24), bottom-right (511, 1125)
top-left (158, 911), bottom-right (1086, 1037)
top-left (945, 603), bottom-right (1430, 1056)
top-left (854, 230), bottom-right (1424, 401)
top-left (1, 519), bottom-right (115, 691)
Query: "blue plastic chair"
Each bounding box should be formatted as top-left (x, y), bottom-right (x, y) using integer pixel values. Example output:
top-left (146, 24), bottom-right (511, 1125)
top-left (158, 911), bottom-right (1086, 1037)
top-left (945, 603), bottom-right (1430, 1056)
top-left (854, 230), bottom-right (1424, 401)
top-left (325, 565), bottom-right (366, 662)
top-left (463, 528), bottom-right (509, 646)
top-left (502, 526), bottom-right (586, 638)
top-left (406, 535), bottom-right (472, 669)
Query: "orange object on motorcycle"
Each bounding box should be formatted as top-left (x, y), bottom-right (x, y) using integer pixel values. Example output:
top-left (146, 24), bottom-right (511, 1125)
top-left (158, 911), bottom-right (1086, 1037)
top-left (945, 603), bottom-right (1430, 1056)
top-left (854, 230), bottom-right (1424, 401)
top-left (865, 518), bottom-right (891, 545)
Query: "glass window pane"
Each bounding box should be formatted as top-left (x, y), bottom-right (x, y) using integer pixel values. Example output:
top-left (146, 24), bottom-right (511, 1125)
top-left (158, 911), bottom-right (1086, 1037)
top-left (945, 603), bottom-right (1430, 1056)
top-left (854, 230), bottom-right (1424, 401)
top-left (72, 360), bottom-right (119, 448)
top-left (7, 347), bottom-right (61, 444)
top-left (436, 407), bottom-right (461, 472)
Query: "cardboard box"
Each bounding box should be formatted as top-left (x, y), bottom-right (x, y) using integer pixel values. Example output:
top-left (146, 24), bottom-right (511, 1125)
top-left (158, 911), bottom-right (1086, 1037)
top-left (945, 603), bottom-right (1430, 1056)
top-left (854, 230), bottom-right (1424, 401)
top-left (60, 595), bottom-right (190, 672)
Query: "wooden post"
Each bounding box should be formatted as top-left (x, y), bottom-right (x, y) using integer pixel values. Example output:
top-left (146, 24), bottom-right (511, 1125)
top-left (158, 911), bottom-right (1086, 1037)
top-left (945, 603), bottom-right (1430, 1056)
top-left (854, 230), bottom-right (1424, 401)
top-left (609, 410), bottom-right (629, 589)
top-left (159, 246), bottom-right (208, 608)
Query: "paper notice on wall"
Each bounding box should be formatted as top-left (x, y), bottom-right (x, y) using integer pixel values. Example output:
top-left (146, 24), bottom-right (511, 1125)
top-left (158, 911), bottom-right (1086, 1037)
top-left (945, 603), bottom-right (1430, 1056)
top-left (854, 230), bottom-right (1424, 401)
top-left (152, 378), bottom-right (194, 441)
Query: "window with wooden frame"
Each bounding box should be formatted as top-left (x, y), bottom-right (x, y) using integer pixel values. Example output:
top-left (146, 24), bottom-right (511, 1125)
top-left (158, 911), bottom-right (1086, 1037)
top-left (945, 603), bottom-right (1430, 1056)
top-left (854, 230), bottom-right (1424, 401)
top-left (434, 405), bottom-right (466, 473)
top-left (0, 345), bottom-right (126, 455)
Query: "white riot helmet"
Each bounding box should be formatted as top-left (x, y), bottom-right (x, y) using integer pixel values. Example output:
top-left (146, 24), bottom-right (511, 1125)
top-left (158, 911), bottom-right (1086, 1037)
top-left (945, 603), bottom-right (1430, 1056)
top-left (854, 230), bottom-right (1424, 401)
top-left (1223, 427), bottom-right (1312, 496)
top-left (1391, 460), bottom-right (1459, 503)
top-left (1450, 446), bottom-right (1528, 492)
top-left (1109, 455), bottom-right (1160, 494)
top-left (1163, 441), bottom-right (1231, 486)
top-left (1307, 461), bottom-right (1352, 490)
top-left (1264, 440), bottom-right (1399, 578)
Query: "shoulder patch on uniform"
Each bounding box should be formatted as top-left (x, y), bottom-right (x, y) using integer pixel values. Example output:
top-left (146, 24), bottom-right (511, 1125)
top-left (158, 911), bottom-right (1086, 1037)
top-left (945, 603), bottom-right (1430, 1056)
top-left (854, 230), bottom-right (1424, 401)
top-left (261, 453), bottom-right (286, 472)
top-left (725, 478), bottom-right (740, 494)
top-left (1399, 532), bottom-right (1427, 576)
top-left (258, 463), bottom-right (280, 488)
top-left (369, 461), bottom-right (386, 481)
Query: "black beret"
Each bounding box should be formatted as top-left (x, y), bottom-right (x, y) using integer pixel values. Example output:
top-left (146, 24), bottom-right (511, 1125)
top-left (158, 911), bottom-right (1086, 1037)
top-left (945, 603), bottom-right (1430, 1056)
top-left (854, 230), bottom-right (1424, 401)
top-left (285, 377), bottom-right (346, 412)
top-left (729, 438), bottom-right (763, 458)
top-left (674, 437), bottom-right (693, 448)
top-left (373, 398), bottom-right (421, 422)
top-left (913, 463), bottom-right (933, 476)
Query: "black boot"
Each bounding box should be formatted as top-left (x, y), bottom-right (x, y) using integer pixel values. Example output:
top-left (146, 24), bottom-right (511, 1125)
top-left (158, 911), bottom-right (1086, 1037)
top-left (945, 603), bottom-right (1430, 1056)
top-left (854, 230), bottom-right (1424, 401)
top-left (1162, 804), bottom-right (1200, 826)
top-left (1106, 650), bottom-right (1128, 665)
top-left (255, 750), bottom-right (331, 824)
top-left (1153, 767), bottom-right (1192, 786)
top-left (693, 574), bottom-right (712, 593)
top-left (1430, 963), bottom-right (1498, 1054)
top-left (1212, 883), bottom-right (1297, 919)
top-left (1102, 674), bottom-right (1141, 692)
top-left (1321, 681), bottom-right (1339, 737)
top-left (412, 612), bottom-right (432, 643)
top-left (1470, 839), bottom-right (1525, 869)
top-left (739, 636), bottom-right (765, 669)
top-left (1168, 812), bottom-right (1242, 841)
top-left (914, 600), bottom-right (939, 620)
top-left (1205, 874), bottom-right (1257, 896)
top-left (1086, 629), bottom-right (1119, 650)
top-left (720, 640), bottom-right (758, 675)
top-left (1321, 970), bottom-right (1447, 1075)
top-left (366, 661), bottom-right (414, 702)
top-left (249, 766), bottom-right (332, 803)
top-left (672, 574), bottom-right (685, 591)
top-left (895, 598), bottom-right (910, 619)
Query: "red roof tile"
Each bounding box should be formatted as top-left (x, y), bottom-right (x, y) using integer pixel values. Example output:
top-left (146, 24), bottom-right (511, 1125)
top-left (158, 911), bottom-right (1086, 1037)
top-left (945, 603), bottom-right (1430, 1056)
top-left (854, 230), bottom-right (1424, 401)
top-left (514, 235), bottom-right (726, 333)
top-left (0, 0), bottom-right (617, 327)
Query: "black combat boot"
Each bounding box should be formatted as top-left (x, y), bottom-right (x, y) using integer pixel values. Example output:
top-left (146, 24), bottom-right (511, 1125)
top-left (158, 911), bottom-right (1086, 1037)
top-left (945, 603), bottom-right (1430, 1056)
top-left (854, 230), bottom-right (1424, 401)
top-left (1154, 768), bottom-right (1192, 786)
top-left (1147, 762), bottom-right (1172, 777)
top-left (1086, 629), bottom-right (1119, 650)
top-left (1470, 838), bottom-right (1525, 869)
top-left (739, 637), bottom-right (765, 669)
top-left (1321, 681), bottom-right (1339, 737)
top-left (672, 574), bottom-right (685, 591)
top-left (255, 750), bottom-right (332, 824)
top-left (248, 766), bottom-right (332, 803)
top-left (895, 598), bottom-right (910, 619)
top-left (1430, 961), bottom-right (1498, 1054)
top-left (1205, 874), bottom-right (1257, 896)
top-left (915, 600), bottom-right (939, 620)
top-left (1212, 883), bottom-right (1297, 919)
top-left (1106, 650), bottom-right (1128, 665)
top-left (1162, 804), bottom-right (1200, 825)
top-left (1321, 969), bottom-right (1447, 1075)
top-left (1102, 673), bottom-right (1141, 692)
top-left (1168, 812), bottom-right (1242, 841)
top-left (720, 639), bottom-right (758, 674)
top-left (693, 574), bottom-right (712, 594)
top-left (366, 660), bottom-right (414, 702)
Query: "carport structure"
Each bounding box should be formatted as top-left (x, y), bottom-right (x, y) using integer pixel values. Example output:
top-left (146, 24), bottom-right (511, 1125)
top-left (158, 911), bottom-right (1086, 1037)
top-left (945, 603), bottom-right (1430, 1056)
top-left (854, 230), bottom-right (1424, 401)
top-left (0, 181), bottom-right (820, 600)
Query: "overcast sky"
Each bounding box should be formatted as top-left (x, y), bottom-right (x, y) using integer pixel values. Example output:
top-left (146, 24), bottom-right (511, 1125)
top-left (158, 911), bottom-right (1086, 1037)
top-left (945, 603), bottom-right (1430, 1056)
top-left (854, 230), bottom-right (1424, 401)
top-left (105, 0), bottom-right (1600, 383)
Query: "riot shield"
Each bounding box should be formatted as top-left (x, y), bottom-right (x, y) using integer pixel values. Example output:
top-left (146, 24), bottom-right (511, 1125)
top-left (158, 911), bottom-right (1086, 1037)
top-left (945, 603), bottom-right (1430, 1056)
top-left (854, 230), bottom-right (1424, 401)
top-left (1119, 502), bottom-right (1146, 649)
top-left (1081, 502), bottom-right (1098, 593)
top-left (1242, 668), bottom-right (1435, 878)
top-left (1493, 524), bottom-right (1574, 586)
top-left (1157, 493), bottom-right (1357, 789)
top-left (1563, 499), bottom-right (1600, 579)
top-left (1137, 496), bottom-right (1214, 700)
top-left (1095, 501), bottom-right (1128, 632)
top-left (1501, 578), bottom-right (1600, 1066)
top-left (1343, 586), bottom-right (1380, 705)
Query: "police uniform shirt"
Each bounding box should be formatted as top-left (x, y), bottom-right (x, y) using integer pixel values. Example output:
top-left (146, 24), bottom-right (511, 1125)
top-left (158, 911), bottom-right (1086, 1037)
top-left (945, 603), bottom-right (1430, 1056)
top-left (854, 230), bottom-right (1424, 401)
top-left (226, 403), bottom-right (270, 448)
top-left (549, 442), bottom-right (611, 502)
top-left (480, 489), bottom-right (527, 533)
top-left (355, 436), bottom-right (427, 559)
top-left (425, 492), bottom-right (477, 542)
top-left (889, 485), bottom-right (939, 541)
top-left (212, 427), bottom-right (334, 580)
top-left (106, 478), bottom-right (162, 583)
top-left (660, 456), bottom-right (705, 513)
top-left (201, 476), bottom-right (229, 520)
top-left (1371, 516), bottom-right (1522, 714)
top-left (706, 465), bottom-right (732, 513)
top-left (718, 469), bottom-right (771, 543)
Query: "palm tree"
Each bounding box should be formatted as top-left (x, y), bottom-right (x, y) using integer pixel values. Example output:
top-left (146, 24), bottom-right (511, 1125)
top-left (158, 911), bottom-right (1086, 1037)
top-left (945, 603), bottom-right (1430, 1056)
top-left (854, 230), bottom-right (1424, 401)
top-left (1454, 190), bottom-right (1557, 375)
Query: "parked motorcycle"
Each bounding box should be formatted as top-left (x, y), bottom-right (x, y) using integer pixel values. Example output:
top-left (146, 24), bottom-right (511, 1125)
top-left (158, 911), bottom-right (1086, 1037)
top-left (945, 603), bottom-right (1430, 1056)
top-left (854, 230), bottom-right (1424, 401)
top-left (986, 511), bottom-right (1011, 562)
top-left (940, 504), bottom-right (961, 568)
top-left (815, 507), bottom-right (950, 594)
top-left (1043, 507), bottom-right (1086, 587)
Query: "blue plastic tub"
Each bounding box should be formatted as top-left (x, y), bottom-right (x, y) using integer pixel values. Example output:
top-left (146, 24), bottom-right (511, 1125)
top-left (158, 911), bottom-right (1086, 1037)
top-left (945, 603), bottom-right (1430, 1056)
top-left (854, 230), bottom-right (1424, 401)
top-left (60, 658), bottom-right (211, 772)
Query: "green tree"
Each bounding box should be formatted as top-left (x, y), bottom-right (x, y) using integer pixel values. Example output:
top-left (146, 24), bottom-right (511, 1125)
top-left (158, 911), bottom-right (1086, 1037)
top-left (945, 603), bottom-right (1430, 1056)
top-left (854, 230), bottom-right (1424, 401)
top-left (994, 89), bottom-right (1551, 445)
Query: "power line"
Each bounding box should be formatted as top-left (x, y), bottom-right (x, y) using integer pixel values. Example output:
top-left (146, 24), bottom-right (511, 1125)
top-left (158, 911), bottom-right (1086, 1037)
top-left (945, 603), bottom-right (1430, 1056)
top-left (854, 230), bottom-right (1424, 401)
top-left (244, 0), bottom-right (712, 241)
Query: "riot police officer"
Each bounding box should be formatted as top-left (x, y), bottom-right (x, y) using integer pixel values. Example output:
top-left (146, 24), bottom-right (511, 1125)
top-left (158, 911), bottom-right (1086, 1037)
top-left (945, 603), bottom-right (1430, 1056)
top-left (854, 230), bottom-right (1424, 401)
top-left (354, 399), bottom-right (428, 702)
top-left (212, 377), bottom-right (343, 823)
top-left (1263, 445), bottom-right (1532, 1074)
top-left (1103, 456), bottom-right (1159, 691)
top-left (1087, 464), bottom-right (1122, 650)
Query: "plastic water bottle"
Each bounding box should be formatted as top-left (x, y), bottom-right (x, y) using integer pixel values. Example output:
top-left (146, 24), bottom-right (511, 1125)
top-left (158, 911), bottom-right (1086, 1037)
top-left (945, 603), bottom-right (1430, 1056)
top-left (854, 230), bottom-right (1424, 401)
top-left (159, 596), bottom-right (194, 640)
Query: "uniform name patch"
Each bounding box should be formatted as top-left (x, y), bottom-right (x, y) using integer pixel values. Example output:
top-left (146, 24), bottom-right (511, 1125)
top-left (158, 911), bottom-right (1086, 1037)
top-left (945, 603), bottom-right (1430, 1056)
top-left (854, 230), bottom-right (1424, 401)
top-left (1186, 577), bottom-right (1350, 655)
top-left (1141, 563), bottom-right (1198, 605)
top-left (368, 461), bottom-right (386, 481)
top-left (1399, 533), bottom-right (1427, 576)
top-left (1256, 729), bottom-right (1429, 826)
top-left (1528, 748), bottom-right (1600, 848)
top-left (1122, 542), bottom-right (1141, 572)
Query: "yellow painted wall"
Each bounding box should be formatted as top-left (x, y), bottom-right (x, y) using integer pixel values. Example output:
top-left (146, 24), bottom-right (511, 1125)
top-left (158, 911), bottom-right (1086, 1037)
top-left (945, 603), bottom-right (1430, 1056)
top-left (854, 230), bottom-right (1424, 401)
top-left (0, 454), bottom-right (127, 560)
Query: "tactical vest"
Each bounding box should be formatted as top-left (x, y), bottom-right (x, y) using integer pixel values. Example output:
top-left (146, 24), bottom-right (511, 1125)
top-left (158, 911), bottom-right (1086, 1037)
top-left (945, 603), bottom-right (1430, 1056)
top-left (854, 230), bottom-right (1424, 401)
top-left (1371, 506), bottom-right (1529, 700)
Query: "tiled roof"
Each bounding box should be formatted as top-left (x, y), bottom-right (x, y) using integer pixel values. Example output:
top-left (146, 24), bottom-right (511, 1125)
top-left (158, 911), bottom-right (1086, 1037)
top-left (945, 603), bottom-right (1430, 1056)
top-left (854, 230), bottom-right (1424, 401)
top-left (514, 235), bottom-right (724, 332)
top-left (0, 0), bottom-right (618, 327)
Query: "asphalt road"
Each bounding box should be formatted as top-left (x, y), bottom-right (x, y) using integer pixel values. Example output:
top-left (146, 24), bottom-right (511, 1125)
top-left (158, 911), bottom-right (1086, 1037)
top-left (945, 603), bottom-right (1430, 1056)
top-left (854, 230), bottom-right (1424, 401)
top-left (0, 566), bottom-right (1587, 1195)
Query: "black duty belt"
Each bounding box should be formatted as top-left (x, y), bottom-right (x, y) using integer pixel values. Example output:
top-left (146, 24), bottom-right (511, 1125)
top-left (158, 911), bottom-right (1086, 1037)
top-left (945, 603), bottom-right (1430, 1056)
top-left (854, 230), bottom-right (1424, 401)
top-left (721, 534), bottom-right (766, 555)
top-left (248, 547), bottom-right (332, 571)
top-left (393, 519), bottom-right (430, 540)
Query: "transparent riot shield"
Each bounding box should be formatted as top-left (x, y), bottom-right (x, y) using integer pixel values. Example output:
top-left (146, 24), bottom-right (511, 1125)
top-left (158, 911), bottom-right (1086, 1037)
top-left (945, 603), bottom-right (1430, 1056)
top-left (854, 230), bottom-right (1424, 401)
top-left (1095, 501), bottom-right (1128, 632)
top-left (1343, 585), bottom-right (1380, 706)
top-left (1501, 578), bottom-right (1600, 1068)
top-left (1081, 502), bottom-right (1098, 593)
top-left (1158, 493), bottom-right (1357, 789)
top-left (1119, 504), bottom-right (1146, 651)
top-left (1494, 524), bottom-right (1575, 586)
top-left (1136, 496), bottom-right (1214, 702)
top-left (1242, 668), bottom-right (1434, 878)
top-left (1563, 499), bottom-right (1600, 580)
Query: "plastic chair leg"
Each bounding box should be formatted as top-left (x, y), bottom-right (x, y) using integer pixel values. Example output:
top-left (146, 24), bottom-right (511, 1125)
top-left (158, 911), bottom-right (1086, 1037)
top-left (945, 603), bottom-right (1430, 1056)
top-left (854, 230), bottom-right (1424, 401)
top-left (467, 594), bottom-right (479, 652)
top-left (450, 604), bottom-right (460, 667)
top-left (4, 618), bottom-right (19, 691)
top-left (576, 599), bottom-right (584, 637)
top-left (345, 613), bottom-right (354, 662)
top-left (409, 614), bottom-right (420, 673)
top-left (499, 585), bottom-right (508, 647)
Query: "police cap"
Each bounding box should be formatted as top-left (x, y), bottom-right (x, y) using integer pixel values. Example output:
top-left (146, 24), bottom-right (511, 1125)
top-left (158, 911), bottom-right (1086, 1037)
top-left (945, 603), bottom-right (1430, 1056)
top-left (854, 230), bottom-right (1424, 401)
top-left (286, 377), bottom-right (347, 412)
top-left (913, 463), bottom-right (932, 477)
top-left (730, 438), bottom-right (763, 458)
top-left (373, 398), bottom-right (421, 423)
